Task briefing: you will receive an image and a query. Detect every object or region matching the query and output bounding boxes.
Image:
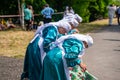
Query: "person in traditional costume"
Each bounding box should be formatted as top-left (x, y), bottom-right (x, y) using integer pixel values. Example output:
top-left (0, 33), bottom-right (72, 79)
top-left (41, 34), bottom-right (97, 80)
top-left (21, 14), bottom-right (82, 80)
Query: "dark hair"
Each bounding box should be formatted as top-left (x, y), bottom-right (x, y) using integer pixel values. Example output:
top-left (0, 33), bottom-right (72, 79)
top-left (45, 4), bottom-right (49, 7)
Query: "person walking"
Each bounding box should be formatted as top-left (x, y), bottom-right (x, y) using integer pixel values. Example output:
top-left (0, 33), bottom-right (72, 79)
top-left (29, 5), bottom-right (34, 30)
top-left (41, 4), bottom-right (54, 24)
top-left (107, 4), bottom-right (116, 26)
top-left (116, 6), bottom-right (120, 25)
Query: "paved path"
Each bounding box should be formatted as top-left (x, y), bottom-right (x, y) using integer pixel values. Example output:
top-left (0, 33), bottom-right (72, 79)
top-left (0, 25), bottom-right (120, 80)
top-left (83, 25), bottom-right (120, 80)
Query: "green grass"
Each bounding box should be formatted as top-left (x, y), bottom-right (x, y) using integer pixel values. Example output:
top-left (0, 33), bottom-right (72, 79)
top-left (0, 18), bottom-right (117, 58)
top-left (78, 23), bottom-right (104, 33)
top-left (79, 18), bottom-right (117, 33)
top-left (0, 29), bottom-right (34, 58)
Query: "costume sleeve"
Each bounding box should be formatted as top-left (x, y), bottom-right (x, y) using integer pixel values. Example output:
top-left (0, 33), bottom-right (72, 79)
top-left (51, 8), bottom-right (54, 14)
top-left (42, 26), bottom-right (58, 52)
top-left (62, 38), bottom-right (84, 67)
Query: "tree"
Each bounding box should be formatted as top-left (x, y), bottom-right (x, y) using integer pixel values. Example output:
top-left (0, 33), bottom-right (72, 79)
top-left (0, 0), bottom-right (117, 22)
top-left (0, 0), bottom-right (18, 15)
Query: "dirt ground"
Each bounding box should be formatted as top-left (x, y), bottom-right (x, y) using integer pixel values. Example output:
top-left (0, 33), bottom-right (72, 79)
top-left (0, 24), bottom-right (120, 80)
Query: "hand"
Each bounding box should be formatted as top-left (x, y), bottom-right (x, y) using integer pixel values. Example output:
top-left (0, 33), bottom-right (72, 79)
top-left (69, 67), bottom-right (73, 70)
top-left (79, 63), bottom-right (87, 72)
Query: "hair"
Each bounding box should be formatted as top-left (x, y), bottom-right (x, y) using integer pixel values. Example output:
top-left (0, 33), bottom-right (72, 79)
top-left (45, 4), bottom-right (49, 7)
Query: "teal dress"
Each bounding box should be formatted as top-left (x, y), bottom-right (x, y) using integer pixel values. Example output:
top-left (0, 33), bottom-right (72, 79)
top-left (41, 37), bottom-right (97, 80)
top-left (41, 38), bottom-right (84, 80)
top-left (21, 25), bottom-right (60, 80)
top-left (21, 36), bottom-right (41, 80)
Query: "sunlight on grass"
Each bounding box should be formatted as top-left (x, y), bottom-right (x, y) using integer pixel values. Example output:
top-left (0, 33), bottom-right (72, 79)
top-left (0, 30), bottom-right (34, 58)
top-left (79, 18), bottom-right (117, 33)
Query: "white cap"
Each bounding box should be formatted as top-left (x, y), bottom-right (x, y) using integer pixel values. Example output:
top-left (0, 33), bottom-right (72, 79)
top-left (55, 34), bottom-right (93, 48)
top-left (62, 13), bottom-right (82, 27)
top-left (62, 13), bottom-right (75, 20)
top-left (85, 34), bottom-right (93, 47)
top-left (67, 34), bottom-right (93, 48)
top-left (74, 14), bottom-right (82, 23)
top-left (70, 19), bottom-right (79, 27)
top-left (49, 20), bottom-right (71, 32)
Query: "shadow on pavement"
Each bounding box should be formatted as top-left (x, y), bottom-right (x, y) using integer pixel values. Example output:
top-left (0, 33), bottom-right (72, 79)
top-left (93, 25), bottom-right (120, 33)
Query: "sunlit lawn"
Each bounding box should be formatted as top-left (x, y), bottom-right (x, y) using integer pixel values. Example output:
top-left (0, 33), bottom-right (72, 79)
top-left (79, 18), bottom-right (117, 33)
top-left (0, 18), bottom-right (117, 58)
top-left (0, 29), bottom-right (34, 58)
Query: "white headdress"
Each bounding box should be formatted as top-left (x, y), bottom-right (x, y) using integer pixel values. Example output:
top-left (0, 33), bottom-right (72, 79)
top-left (72, 34), bottom-right (93, 48)
top-left (54, 34), bottom-right (93, 48)
top-left (85, 34), bottom-right (93, 47)
top-left (74, 14), bottom-right (82, 23)
top-left (69, 19), bottom-right (79, 27)
top-left (49, 20), bottom-right (71, 32)
top-left (62, 13), bottom-right (82, 28)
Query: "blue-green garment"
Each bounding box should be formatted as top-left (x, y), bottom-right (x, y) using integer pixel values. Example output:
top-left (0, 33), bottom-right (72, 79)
top-left (41, 47), bottom-right (67, 80)
top-left (21, 25), bottom-right (60, 80)
top-left (63, 38), bottom-right (83, 67)
top-left (21, 36), bottom-right (41, 80)
top-left (41, 38), bottom-right (84, 80)
top-left (24, 8), bottom-right (32, 20)
top-left (42, 26), bottom-right (58, 52)
top-left (68, 29), bottom-right (77, 34)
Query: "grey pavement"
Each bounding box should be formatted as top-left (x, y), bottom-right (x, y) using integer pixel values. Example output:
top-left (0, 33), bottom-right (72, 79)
top-left (83, 25), bottom-right (120, 80)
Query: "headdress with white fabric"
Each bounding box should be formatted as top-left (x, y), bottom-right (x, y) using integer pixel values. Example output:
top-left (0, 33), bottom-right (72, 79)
top-left (74, 14), bottom-right (82, 23)
top-left (53, 34), bottom-right (93, 48)
top-left (50, 34), bottom-right (93, 59)
top-left (69, 19), bottom-right (79, 27)
top-left (72, 34), bottom-right (93, 48)
top-left (35, 13), bottom-right (82, 35)
top-left (49, 20), bottom-right (71, 32)
top-left (62, 13), bottom-right (82, 27)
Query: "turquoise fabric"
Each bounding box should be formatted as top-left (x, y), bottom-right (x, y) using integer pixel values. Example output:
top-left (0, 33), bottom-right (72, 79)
top-left (21, 36), bottom-right (42, 80)
top-left (41, 38), bottom-right (84, 80)
top-left (42, 26), bottom-right (58, 52)
top-left (58, 33), bottom-right (65, 38)
top-left (40, 47), bottom-right (67, 80)
top-left (21, 26), bottom-right (60, 80)
top-left (24, 8), bottom-right (32, 20)
top-left (68, 29), bottom-right (76, 34)
top-left (63, 38), bottom-right (83, 67)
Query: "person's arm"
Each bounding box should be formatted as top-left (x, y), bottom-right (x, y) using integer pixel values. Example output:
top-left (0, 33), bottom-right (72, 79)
top-left (51, 8), bottom-right (54, 14)
top-left (41, 9), bottom-right (45, 15)
top-left (78, 51), bottom-right (87, 72)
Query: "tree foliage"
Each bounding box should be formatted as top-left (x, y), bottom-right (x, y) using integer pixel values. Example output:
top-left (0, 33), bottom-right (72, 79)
top-left (0, 0), bottom-right (119, 22)
top-left (0, 0), bottom-right (18, 15)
